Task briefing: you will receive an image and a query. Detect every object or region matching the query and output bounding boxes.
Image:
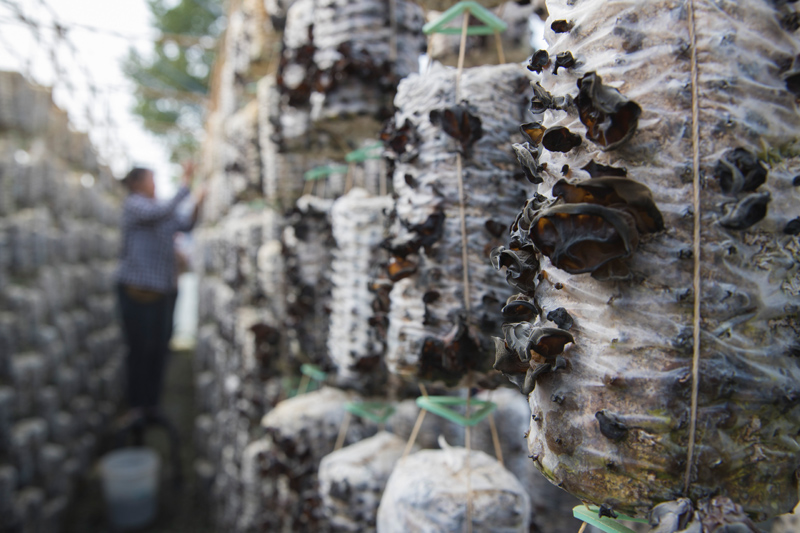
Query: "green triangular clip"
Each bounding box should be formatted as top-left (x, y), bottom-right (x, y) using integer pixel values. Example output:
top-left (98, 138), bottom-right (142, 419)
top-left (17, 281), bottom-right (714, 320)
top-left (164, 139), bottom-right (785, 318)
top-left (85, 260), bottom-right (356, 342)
top-left (304, 165), bottom-right (349, 181)
top-left (300, 363), bottom-right (328, 382)
top-left (422, 1), bottom-right (508, 36)
top-left (573, 506), bottom-right (649, 533)
top-left (345, 142), bottom-right (383, 163)
top-left (283, 375), bottom-right (320, 398)
top-left (345, 401), bottom-right (396, 424)
top-left (415, 396), bottom-right (497, 427)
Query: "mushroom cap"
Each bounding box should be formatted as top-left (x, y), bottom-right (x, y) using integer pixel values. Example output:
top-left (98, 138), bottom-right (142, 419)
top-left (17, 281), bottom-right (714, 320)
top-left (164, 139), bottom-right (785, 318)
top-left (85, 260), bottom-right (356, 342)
top-left (529, 203), bottom-right (640, 275)
top-left (576, 71), bottom-right (642, 150)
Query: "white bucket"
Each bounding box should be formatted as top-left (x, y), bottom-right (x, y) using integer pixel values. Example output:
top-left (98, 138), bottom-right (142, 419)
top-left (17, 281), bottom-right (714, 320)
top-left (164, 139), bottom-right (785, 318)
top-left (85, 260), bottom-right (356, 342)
top-left (100, 448), bottom-right (160, 530)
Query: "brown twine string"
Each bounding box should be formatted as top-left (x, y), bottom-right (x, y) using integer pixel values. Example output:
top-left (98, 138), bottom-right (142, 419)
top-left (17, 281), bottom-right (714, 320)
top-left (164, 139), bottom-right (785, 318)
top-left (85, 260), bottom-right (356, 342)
top-left (344, 162), bottom-right (355, 194)
top-left (401, 383), bottom-right (429, 461)
top-left (684, 0), bottom-right (702, 497)
top-left (485, 390), bottom-right (504, 466)
top-left (451, 14), bottom-right (487, 530)
top-left (455, 12), bottom-right (471, 312)
top-left (380, 162), bottom-right (387, 197)
top-left (454, 15), bottom-right (474, 532)
top-left (493, 3), bottom-right (506, 64)
top-left (487, 412), bottom-right (504, 467)
top-left (296, 373), bottom-right (310, 396)
top-left (334, 410), bottom-right (351, 451)
top-left (302, 179), bottom-right (313, 197)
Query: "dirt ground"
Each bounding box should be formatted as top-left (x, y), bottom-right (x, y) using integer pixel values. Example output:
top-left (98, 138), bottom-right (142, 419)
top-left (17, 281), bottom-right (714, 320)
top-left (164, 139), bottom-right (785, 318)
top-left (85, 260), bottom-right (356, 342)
top-left (62, 349), bottom-right (216, 533)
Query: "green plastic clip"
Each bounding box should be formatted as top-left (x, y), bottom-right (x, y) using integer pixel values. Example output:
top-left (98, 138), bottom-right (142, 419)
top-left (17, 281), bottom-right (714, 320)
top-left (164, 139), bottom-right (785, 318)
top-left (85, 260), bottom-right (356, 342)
top-left (300, 363), bottom-right (328, 382)
top-left (345, 142), bottom-right (383, 163)
top-left (284, 375), bottom-right (318, 398)
top-left (422, 1), bottom-right (508, 36)
top-left (415, 396), bottom-right (497, 427)
top-left (303, 165), bottom-right (349, 181)
top-left (573, 506), bottom-right (649, 533)
top-left (345, 401), bottom-right (396, 424)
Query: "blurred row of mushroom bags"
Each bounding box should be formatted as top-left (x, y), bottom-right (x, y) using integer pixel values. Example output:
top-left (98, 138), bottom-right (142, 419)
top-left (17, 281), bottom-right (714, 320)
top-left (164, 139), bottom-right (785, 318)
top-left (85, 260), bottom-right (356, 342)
top-left (191, 0), bottom-right (800, 531)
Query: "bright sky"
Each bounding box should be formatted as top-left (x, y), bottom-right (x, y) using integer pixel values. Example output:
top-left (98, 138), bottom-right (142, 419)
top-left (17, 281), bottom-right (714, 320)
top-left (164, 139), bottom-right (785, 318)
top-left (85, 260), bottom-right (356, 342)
top-left (0, 0), bottom-right (179, 197)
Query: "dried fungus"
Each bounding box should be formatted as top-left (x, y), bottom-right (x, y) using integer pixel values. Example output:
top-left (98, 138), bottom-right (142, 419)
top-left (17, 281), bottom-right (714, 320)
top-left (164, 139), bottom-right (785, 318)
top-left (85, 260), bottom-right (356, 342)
top-left (542, 126), bottom-right (582, 152)
top-left (719, 192), bottom-right (771, 230)
top-left (551, 177), bottom-right (664, 233)
top-left (520, 122), bottom-right (546, 145)
top-left (714, 147), bottom-right (768, 194)
top-left (784, 217), bottom-right (800, 235)
top-left (576, 72), bottom-right (641, 150)
top-left (552, 51), bottom-right (576, 75)
top-left (529, 203), bottom-right (639, 276)
top-left (595, 410), bottom-right (628, 442)
top-left (380, 118), bottom-right (420, 161)
top-left (501, 299), bottom-right (540, 322)
top-left (513, 142), bottom-right (545, 184)
top-left (551, 20), bottom-right (574, 33)
top-left (546, 307), bottom-right (573, 330)
top-left (491, 245), bottom-right (540, 294)
top-left (386, 257), bottom-right (417, 281)
top-left (493, 321), bottom-right (573, 395)
top-left (580, 159), bottom-right (628, 178)
top-left (429, 102), bottom-right (483, 156)
top-left (527, 49), bottom-right (550, 74)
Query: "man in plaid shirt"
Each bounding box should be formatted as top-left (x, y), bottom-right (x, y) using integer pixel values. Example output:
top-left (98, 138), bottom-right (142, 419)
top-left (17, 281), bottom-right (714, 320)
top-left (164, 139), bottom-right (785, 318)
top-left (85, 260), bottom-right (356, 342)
top-left (117, 164), bottom-right (205, 423)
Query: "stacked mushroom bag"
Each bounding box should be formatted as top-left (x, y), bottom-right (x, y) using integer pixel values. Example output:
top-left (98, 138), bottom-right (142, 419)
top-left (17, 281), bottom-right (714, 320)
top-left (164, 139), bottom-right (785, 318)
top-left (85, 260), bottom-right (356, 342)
top-left (328, 188), bottom-right (394, 393)
top-left (492, 0), bottom-right (800, 528)
top-left (376, 440), bottom-right (531, 532)
top-left (274, 0), bottom-right (425, 149)
top-left (382, 63), bottom-right (532, 388)
top-left (282, 195), bottom-right (335, 372)
top-left (318, 431), bottom-right (412, 533)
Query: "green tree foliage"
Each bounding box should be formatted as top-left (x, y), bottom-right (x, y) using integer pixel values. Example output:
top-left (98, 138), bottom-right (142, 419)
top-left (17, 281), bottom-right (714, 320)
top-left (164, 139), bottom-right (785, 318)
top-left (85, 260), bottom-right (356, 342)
top-left (123, 0), bottom-right (225, 162)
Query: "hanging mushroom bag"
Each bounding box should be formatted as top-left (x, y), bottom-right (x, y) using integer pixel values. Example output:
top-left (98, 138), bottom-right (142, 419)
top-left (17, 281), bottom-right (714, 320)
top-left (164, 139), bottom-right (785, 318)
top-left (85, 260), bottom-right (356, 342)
top-left (493, 0), bottom-right (800, 529)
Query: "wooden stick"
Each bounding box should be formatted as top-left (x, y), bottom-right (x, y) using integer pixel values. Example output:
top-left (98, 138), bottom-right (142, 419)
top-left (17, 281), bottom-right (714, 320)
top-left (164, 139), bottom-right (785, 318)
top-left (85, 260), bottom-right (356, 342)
top-left (455, 11), bottom-right (470, 103)
top-left (487, 412), bottom-right (504, 467)
top-left (344, 162), bottom-right (354, 193)
top-left (494, 4), bottom-right (506, 64)
top-left (334, 410), bottom-right (351, 451)
top-left (297, 373), bottom-right (310, 396)
top-left (401, 409), bottom-right (426, 460)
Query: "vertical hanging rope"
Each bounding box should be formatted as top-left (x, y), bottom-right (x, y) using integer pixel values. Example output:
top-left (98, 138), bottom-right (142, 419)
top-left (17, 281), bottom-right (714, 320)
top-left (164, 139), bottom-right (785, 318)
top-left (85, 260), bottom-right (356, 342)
top-left (401, 383), bottom-right (430, 461)
top-left (454, 14), bottom-right (474, 532)
top-left (487, 412), bottom-right (504, 467)
top-left (493, 3), bottom-right (506, 64)
top-left (684, 0), bottom-right (702, 496)
top-left (334, 410), bottom-right (351, 451)
top-left (344, 162), bottom-right (355, 194)
top-left (455, 11), bottom-right (472, 312)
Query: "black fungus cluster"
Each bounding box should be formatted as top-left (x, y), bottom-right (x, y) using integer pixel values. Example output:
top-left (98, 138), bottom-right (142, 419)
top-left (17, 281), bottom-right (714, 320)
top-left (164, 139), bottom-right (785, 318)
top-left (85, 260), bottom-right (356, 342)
top-left (429, 101), bottom-right (483, 157)
top-left (713, 148), bottom-right (771, 230)
top-left (492, 66), bottom-right (661, 396)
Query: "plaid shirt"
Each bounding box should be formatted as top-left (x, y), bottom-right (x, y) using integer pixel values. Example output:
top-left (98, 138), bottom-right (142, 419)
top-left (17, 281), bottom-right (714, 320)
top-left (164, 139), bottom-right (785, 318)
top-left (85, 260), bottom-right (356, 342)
top-left (117, 186), bottom-right (193, 293)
